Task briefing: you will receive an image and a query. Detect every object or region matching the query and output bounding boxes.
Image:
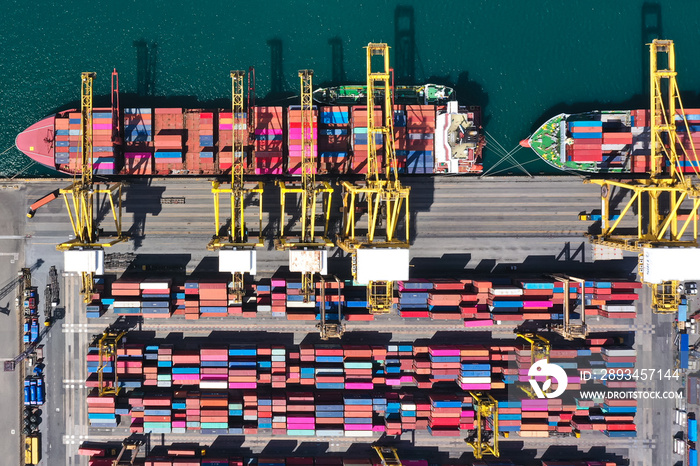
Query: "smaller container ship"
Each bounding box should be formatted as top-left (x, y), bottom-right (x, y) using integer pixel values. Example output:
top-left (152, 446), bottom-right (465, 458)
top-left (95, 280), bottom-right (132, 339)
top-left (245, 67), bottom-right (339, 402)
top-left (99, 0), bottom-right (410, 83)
top-left (313, 83), bottom-right (453, 106)
top-left (15, 75), bottom-right (483, 177)
top-left (521, 109), bottom-right (700, 173)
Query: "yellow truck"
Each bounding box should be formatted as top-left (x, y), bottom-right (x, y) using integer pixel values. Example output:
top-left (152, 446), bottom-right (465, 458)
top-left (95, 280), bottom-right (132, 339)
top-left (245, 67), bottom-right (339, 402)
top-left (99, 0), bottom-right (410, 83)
top-left (24, 434), bottom-right (40, 465)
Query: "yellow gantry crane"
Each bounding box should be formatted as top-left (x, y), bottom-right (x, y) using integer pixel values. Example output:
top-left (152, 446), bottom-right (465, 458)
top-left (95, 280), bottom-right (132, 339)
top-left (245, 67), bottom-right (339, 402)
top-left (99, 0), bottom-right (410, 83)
top-left (465, 391), bottom-right (500, 459)
top-left (96, 330), bottom-right (126, 396)
top-left (337, 43), bottom-right (411, 314)
top-left (517, 332), bottom-right (551, 399)
top-left (276, 70), bottom-right (334, 302)
top-left (316, 275), bottom-right (345, 339)
top-left (550, 274), bottom-right (588, 340)
top-left (584, 39), bottom-right (700, 313)
top-left (372, 446), bottom-right (402, 466)
top-left (208, 70), bottom-right (264, 304)
top-left (56, 72), bottom-right (127, 303)
top-left (112, 439), bottom-right (143, 466)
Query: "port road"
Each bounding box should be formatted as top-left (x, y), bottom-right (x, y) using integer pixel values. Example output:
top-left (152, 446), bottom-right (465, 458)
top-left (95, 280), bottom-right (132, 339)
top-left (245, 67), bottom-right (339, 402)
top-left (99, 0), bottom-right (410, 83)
top-left (4, 176), bottom-right (663, 465)
top-left (23, 176), bottom-right (635, 278)
top-left (0, 186), bottom-right (23, 466)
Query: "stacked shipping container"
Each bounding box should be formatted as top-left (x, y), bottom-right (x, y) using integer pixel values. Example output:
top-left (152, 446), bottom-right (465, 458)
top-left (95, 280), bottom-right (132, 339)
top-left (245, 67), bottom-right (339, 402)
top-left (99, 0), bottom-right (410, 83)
top-left (674, 109), bottom-right (700, 173)
top-left (97, 275), bottom-right (640, 323)
top-left (153, 108), bottom-right (185, 173)
top-left (92, 110), bottom-right (116, 175)
top-left (399, 105), bottom-right (436, 174)
top-left (47, 102), bottom-right (484, 176)
top-left (254, 107), bottom-right (284, 174)
top-left (318, 106), bottom-right (350, 173)
top-left (287, 106), bottom-right (318, 175)
top-left (83, 339), bottom-right (638, 438)
top-left (350, 106), bottom-right (383, 175)
top-left (396, 278), bottom-right (641, 324)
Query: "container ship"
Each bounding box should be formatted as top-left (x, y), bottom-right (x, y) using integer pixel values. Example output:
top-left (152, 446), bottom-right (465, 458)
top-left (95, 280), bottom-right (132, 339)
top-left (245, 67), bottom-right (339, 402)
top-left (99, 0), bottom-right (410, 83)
top-left (521, 109), bottom-right (700, 173)
top-left (14, 83), bottom-right (483, 177)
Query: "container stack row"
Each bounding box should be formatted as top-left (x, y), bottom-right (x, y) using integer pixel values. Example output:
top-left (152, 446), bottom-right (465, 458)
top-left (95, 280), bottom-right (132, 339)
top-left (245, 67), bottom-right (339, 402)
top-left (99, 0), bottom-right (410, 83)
top-left (122, 107), bottom-right (153, 175)
top-left (181, 281), bottom-right (229, 319)
top-left (153, 108), bottom-right (185, 173)
top-left (351, 106), bottom-right (383, 175)
top-left (182, 109), bottom-right (212, 173)
top-left (63, 112), bottom-right (83, 172)
top-left (287, 106), bottom-right (318, 175)
top-left (318, 106), bottom-right (350, 173)
top-left (397, 278), bottom-right (641, 325)
top-left (567, 120), bottom-right (604, 163)
top-left (95, 275), bottom-right (640, 323)
top-left (254, 107), bottom-right (284, 174)
top-left (284, 280), bottom-right (317, 320)
top-left (83, 339), bottom-right (637, 438)
top-left (397, 105), bottom-right (436, 174)
top-left (108, 278), bottom-right (172, 317)
top-left (630, 109), bottom-right (651, 173)
top-left (123, 107), bottom-right (152, 144)
top-left (54, 116), bottom-right (72, 168)
top-left (216, 111), bottom-right (248, 174)
top-left (91, 109), bottom-right (116, 175)
top-left (216, 111), bottom-right (232, 172)
top-left (673, 108), bottom-right (700, 173)
top-left (514, 343), bottom-right (637, 437)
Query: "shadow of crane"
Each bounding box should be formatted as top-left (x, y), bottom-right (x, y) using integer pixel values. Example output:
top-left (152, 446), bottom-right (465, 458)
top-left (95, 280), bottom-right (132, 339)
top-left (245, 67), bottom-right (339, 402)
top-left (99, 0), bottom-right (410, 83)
top-left (394, 5), bottom-right (416, 85)
top-left (134, 39), bottom-right (158, 97)
top-left (328, 37), bottom-right (345, 84)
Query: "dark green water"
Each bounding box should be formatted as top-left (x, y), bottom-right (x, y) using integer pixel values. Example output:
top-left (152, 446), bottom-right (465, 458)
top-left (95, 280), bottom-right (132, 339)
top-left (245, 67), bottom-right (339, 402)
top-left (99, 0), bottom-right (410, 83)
top-left (3, 0), bottom-right (700, 177)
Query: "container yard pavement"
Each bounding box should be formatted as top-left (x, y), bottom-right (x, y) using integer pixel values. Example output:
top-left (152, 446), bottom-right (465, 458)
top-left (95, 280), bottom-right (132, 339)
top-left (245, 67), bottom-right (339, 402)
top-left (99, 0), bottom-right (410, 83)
top-left (23, 176), bottom-right (637, 278)
top-left (12, 176), bottom-right (672, 465)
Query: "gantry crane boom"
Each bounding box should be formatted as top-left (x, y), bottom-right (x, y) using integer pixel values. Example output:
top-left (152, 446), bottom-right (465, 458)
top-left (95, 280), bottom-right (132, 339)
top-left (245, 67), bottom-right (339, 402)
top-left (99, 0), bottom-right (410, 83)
top-left (209, 70), bottom-right (264, 304)
top-left (49, 72), bottom-right (127, 303)
top-left (276, 70), bottom-right (334, 302)
top-left (584, 39), bottom-right (700, 313)
top-left (338, 43), bottom-right (410, 314)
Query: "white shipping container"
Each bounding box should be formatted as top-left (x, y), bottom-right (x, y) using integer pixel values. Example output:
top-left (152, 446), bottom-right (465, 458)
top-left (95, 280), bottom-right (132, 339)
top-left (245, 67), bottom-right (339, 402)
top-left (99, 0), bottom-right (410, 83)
top-left (489, 287), bottom-right (523, 296)
top-left (602, 348), bottom-right (637, 357)
top-left (603, 304), bottom-right (636, 312)
top-left (317, 430), bottom-right (344, 437)
top-left (459, 377), bottom-right (492, 384)
top-left (200, 381), bottom-right (228, 389)
top-left (601, 144), bottom-right (627, 151)
top-left (112, 301), bottom-right (141, 308)
top-left (345, 431), bottom-right (373, 437)
top-left (139, 281), bottom-right (171, 290)
top-left (286, 301), bottom-right (316, 308)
